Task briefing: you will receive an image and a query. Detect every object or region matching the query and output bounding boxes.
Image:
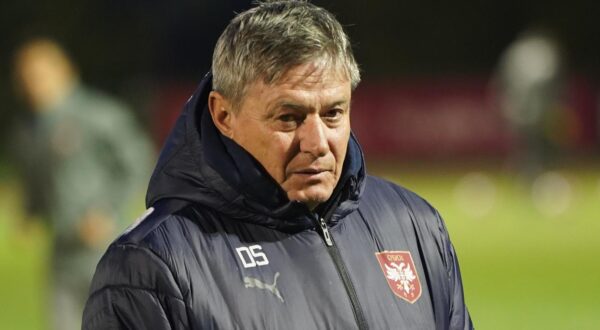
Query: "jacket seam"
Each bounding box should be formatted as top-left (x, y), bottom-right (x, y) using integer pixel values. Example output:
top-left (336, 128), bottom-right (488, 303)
top-left (87, 283), bottom-right (186, 302)
top-left (89, 241), bottom-right (187, 304)
top-left (119, 241), bottom-right (188, 300)
top-left (356, 207), bottom-right (384, 251)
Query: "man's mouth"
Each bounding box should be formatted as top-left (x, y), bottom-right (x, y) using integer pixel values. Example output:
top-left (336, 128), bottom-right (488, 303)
top-left (288, 167), bottom-right (334, 179)
top-left (296, 168), bottom-right (328, 174)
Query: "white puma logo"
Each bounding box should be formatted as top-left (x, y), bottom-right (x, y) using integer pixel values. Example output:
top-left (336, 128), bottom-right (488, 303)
top-left (243, 272), bottom-right (284, 303)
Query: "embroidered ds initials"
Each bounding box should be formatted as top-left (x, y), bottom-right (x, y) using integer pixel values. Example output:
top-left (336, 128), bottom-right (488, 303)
top-left (236, 245), bottom-right (269, 268)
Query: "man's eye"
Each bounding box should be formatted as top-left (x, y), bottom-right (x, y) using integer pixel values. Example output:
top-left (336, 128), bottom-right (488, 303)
top-left (323, 109), bottom-right (343, 119)
top-left (278, 114), bottom-right (297, 122)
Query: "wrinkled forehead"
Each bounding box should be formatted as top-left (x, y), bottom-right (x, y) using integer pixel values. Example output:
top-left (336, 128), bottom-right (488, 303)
top-left (229, 57), bottom-right (352, 110)
top-left (240, 60), bottom-right (352, 106)
top-left (274, 59), bottom-right (351, 89)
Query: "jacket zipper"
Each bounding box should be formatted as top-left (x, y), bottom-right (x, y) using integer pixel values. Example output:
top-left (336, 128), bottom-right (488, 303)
top-left (316, 216), bottom-right (369, 330)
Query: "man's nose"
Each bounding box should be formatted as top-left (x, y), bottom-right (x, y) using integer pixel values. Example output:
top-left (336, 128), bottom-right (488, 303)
top-left (298, 115), bottom-right (329, 157)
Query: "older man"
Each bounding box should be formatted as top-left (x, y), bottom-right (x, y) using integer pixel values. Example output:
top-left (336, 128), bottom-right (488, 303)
top-left (83, 1), bottom-right (473, 329)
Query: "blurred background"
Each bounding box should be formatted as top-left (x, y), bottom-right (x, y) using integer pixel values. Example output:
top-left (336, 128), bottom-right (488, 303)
top-left (1, 0), bottom-right (599, 329)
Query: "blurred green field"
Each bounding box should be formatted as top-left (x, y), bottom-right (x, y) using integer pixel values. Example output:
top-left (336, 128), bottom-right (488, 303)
top-left (1, 163), bottom-right (599, 329)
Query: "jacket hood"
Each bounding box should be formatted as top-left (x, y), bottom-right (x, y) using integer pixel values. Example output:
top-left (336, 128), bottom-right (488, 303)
top-left (146, 73), bottom-right (366, 232)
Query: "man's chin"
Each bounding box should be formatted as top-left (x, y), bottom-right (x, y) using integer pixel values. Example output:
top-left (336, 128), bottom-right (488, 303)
top-left (287, 189), bottom-right (333, 211)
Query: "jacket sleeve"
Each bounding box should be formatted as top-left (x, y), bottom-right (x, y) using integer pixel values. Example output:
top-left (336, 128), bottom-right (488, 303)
top-left (436, 211), bottom-right (474, 330)
top-left (83, 243), bottom-right (189, 329)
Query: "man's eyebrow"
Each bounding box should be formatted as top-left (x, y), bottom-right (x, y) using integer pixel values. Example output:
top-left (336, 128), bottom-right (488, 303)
top-left (279, 102), bottom-right (307, 111)
top-left (277, 100), bottom-right (349, 111)
top-left (326, 100), bottom-right (349, 109)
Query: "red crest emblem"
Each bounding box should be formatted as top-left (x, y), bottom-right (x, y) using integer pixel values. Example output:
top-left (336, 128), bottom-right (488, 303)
top-left (375, 251), bottom-right (422, 304)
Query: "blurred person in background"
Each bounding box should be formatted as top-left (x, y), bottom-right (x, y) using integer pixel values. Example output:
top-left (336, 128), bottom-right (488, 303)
top-left (495, 28), bottom-right (566, 179)
top-left (11, 38), bottom-right (153, 330)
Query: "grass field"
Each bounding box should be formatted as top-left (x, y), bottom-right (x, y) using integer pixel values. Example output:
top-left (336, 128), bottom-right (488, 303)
top-left (1, 163), bottom-right (599, 329)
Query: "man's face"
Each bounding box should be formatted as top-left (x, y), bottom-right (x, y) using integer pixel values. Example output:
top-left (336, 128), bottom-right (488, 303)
top-left (226, 62), bottom-right (352, 210)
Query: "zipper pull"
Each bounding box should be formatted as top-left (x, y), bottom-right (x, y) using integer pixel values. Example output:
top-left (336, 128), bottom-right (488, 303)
top-left (318, 217), bottom-right (334, 246)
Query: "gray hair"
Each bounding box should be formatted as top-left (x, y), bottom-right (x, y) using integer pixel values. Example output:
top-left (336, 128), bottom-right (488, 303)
top-left (212, 0), bottom-right (360, 108)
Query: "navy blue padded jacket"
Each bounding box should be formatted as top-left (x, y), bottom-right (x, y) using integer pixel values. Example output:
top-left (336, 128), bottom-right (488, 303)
top-left (83, 73), bottom-right (473, 330)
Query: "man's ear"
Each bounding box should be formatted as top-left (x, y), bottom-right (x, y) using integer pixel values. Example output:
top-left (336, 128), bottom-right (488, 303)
top-left (208, 91), bottom-right (235, 138)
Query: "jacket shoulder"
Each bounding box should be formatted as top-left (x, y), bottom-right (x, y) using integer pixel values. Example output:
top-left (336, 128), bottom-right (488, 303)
top-left (116, 199), bottom-right (191, 245)
top-left (86, 200), bottom-right (198, 305)
top-left (363, 175), bottom-right (440, 219)
top-left (361, 175), bottom-right (449, 246)
top-left (84, 208), bottom-right (190, 329)
top-left (362, 175), bottom-right (458, 271)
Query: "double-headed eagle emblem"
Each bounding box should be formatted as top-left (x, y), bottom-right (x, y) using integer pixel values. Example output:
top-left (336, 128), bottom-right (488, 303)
top-left (375, 251), bottom-right (422, 304)
top-left (385, 262), bottom-right (417, 294)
